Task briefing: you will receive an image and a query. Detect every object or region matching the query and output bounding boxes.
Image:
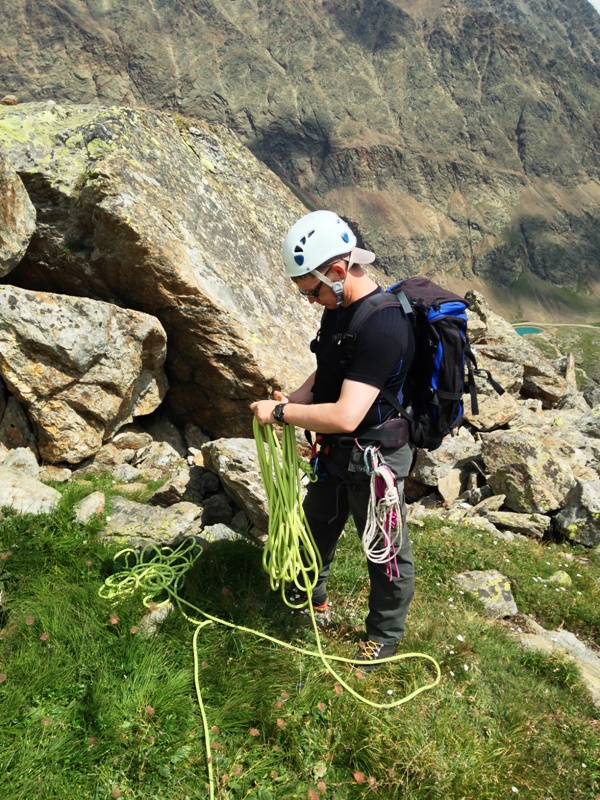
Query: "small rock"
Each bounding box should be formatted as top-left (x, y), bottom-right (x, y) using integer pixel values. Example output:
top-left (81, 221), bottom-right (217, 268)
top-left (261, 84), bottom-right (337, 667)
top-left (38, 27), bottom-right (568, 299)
top-left (138, 602), bottom-right (175, 637)
top-left (39, 465), bottom-right (72, 483)
top-left (74, 491), bottom-right (106, 523)
top-left (112, 463), bottom-right (142, 483)
top-left (548, 570), bottom-right (572, 588)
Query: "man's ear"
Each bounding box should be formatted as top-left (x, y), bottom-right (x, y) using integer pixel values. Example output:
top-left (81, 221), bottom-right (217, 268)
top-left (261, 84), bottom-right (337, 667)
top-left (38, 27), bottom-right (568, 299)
top-left (330, 259), bottom-right (348, 278)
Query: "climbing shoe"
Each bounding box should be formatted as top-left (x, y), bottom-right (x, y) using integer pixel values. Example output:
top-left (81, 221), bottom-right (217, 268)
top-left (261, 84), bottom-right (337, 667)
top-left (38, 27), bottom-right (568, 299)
top-left (351, 639), bottom-right (397, 673)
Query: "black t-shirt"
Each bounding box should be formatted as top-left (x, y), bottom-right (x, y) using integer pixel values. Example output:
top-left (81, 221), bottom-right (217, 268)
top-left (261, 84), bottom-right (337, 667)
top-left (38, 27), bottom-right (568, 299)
top-left (312, 289), bottom-right (415, 433)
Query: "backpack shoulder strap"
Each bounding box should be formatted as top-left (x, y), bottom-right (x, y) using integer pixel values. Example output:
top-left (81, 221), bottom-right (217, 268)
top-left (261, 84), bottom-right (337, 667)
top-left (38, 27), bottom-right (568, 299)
top-left (345, 290), bottom-right (413, 423)
top-left (347, 290), bottom-right (405, 337)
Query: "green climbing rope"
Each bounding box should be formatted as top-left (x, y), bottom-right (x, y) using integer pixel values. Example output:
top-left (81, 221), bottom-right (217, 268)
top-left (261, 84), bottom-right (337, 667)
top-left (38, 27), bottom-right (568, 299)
top-left (253, 418), bottom-right (321, 607)
top-left (99, 421), bottom-right (441, 799)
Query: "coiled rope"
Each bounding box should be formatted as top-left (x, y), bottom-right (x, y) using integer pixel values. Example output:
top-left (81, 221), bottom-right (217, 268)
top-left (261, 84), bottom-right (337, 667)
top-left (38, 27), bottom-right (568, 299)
top-left (99, 422), bottom-right (441, 799)
top-left (360, 445), bottom-right (404, 581)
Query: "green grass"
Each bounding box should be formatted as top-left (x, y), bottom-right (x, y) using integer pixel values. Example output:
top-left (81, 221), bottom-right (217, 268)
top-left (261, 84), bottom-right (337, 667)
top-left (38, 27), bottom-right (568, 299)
top-left (1, 487), bottom-right (599, 799)
top-left (526, 325), bottom-right (600, 386)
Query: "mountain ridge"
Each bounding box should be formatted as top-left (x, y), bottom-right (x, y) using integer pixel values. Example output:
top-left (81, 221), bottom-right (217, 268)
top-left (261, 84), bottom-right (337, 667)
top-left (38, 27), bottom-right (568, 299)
top-left (1, 0), bottom-right (599, 321)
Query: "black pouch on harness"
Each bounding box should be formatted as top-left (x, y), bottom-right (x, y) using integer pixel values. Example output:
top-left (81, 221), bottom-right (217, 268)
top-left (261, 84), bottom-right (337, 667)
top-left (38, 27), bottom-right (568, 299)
top-left (356, 417), bottom-right (410, 449)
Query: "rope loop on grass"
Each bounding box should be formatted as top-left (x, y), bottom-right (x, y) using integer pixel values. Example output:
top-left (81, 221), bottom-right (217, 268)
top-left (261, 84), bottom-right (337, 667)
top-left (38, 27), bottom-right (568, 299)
top-left (99, 422), bottom-right (441, 800)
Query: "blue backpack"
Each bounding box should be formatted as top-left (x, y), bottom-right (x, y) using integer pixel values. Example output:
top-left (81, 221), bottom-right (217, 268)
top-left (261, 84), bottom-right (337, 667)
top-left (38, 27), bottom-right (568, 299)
top-left (346, 277), bottom-right (503, 450)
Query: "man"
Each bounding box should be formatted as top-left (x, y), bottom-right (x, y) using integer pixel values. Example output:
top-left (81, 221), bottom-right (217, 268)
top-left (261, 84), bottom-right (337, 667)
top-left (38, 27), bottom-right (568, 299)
top-left (251, 210), bottom-right (415, 671)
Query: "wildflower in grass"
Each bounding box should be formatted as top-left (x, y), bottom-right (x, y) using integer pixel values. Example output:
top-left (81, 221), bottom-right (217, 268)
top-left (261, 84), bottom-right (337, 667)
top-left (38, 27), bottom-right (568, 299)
top-left (112, 788), bottom-right (121, 799)
top-left (130, 626), bottom-right (138, 634)
top-left (249, 727), bottom-right (259, 737)
top-left (276, 718), bottom-right (285, 729)
top-left (0, 551), bottom-right (13, 560)
top-left (40, 632), bottom-right (49, 641)
top-left (88, 737), bottom-right (97, 745)
top-left (202, 661), bottom-right (209, 668)
top-left (234, 764), bottom-right (243, 775)
top-left (280, 691), bottom-right (289, 699)
top-left (457, 634), bottom-right (465, 642)
top-left (211, 742), bottom-right (222, 750)
top-left (85, 559), bottom-right (92, 567)
top-left (109, 614), bottom-right (119, 625)
top-left (317, 701), bottom-right (326, 712)
top-left (274, 700), bottom-right (283, 708)
top-left (272, 745), bottom-right (280, 752)
top-left (211, 725), bottom-right (219, 734)
top-left (145, 705), bottom-right (155, 715)
top-left (25, 616), bottom-right (35, 625)
top-left (353, 771), bottom-right (366, 784)
top-left (0, 673), bottom-right (7, 683)
top-left (334, 683), bottom-right (343, 695)
top-left (221, 586), bottom-right (231, 597)
top-left (317, 781), bottom-right (327, 792)
top-left (41, 717), bottom-right (51, 725)
top-left (308, 789), bottom-right (319, 800)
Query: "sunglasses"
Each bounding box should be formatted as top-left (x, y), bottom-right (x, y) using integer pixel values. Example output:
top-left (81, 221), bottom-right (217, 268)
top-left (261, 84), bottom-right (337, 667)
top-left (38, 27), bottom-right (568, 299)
top-left (296, 268), bottom-right (333, 299)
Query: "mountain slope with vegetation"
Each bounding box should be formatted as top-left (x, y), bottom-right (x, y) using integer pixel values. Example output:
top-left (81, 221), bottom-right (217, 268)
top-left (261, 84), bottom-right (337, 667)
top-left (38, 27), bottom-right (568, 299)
top-left (1, 0), bottom-right (599, 321)
top-left (1, 479), bottom-right (599, 799)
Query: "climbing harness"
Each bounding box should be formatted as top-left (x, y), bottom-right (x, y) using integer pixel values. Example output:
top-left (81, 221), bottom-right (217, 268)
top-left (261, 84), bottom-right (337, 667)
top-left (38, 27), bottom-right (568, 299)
top-left (98, 421), bottom-right (441, 799)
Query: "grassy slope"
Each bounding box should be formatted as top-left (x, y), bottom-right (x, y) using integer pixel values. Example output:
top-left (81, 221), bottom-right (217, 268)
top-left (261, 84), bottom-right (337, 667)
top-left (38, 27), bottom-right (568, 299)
top-left (0, 481), bottom-right (599, 800)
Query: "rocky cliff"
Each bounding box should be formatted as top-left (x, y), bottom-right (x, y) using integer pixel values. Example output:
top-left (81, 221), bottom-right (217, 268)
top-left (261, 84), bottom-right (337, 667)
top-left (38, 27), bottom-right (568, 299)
top-left (0, 103), bottom-right (319, 444)
top-left (1, 0), bottom-right (599, 321)
top-left (0, 101), bottom-right (598, 552)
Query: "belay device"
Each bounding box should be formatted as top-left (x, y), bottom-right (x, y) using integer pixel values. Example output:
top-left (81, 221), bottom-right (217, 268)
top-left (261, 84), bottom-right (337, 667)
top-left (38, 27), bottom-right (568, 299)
top-left (344, 276), bottom-right (504, 451)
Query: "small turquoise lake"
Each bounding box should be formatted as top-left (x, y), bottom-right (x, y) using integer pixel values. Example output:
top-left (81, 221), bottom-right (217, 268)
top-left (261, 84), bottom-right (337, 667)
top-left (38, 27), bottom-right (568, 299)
top-left (515, 326), bottom-right (543, 336)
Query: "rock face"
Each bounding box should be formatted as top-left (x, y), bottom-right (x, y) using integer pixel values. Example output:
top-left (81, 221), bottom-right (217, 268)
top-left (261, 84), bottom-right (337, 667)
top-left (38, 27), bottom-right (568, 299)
top-left (0, 103), bottom-right (318, 439)
top-left (0, 1), bottom-right (599, 321)
top-left (0, 149), bottom-right (35, 276)
top-left (0, 285), bottom-right (168, 463)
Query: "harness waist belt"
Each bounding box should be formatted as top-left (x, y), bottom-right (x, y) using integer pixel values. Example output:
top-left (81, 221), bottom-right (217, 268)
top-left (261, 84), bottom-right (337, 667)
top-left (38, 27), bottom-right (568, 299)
top-left (322, 417), bottom-right (410, 449)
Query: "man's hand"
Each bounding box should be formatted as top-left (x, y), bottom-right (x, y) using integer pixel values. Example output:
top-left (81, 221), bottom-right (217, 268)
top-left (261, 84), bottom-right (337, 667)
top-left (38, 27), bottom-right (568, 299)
top-left (250, 395), bottom-right (287, 426)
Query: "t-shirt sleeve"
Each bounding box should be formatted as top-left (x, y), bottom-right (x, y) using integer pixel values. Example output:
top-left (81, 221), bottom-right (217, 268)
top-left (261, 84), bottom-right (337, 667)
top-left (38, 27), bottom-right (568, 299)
top-left (345, 306), bottom-right (412, 389)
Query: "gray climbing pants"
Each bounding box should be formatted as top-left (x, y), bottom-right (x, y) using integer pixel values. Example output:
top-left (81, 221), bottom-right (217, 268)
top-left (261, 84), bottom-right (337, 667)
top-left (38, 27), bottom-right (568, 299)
top-left (302, 442), bottom-right (415, 644)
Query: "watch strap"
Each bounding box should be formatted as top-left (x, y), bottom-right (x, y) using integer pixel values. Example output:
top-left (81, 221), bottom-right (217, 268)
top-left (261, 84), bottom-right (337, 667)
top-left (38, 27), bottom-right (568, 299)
top-left (272, 402), bottom-right (287, 423)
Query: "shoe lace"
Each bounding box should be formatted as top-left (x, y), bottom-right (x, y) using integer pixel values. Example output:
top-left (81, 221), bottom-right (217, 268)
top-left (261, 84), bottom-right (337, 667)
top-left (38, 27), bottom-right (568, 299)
top-left (361, 639), bottom-right (384, 659)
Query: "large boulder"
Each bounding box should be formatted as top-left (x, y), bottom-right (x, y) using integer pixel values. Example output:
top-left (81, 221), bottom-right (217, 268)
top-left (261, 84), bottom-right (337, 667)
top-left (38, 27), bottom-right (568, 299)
top-left (554, 480), bottom-right (600, 548)
top-left (0, 286), bottom-right (168, 463)
top-left (201, 437), bottom-right (268, 532)
top-left (480, 429), bottom-right (576, 514)
top-left (0, 103), bottom-right (319, 439)
top-left (0, 149), bottom-right (35, 277)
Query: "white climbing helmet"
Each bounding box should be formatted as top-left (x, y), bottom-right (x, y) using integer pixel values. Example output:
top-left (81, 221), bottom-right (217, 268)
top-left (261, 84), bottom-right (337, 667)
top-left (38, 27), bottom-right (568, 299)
top-left (282, 210), bottom-right (374, 278)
